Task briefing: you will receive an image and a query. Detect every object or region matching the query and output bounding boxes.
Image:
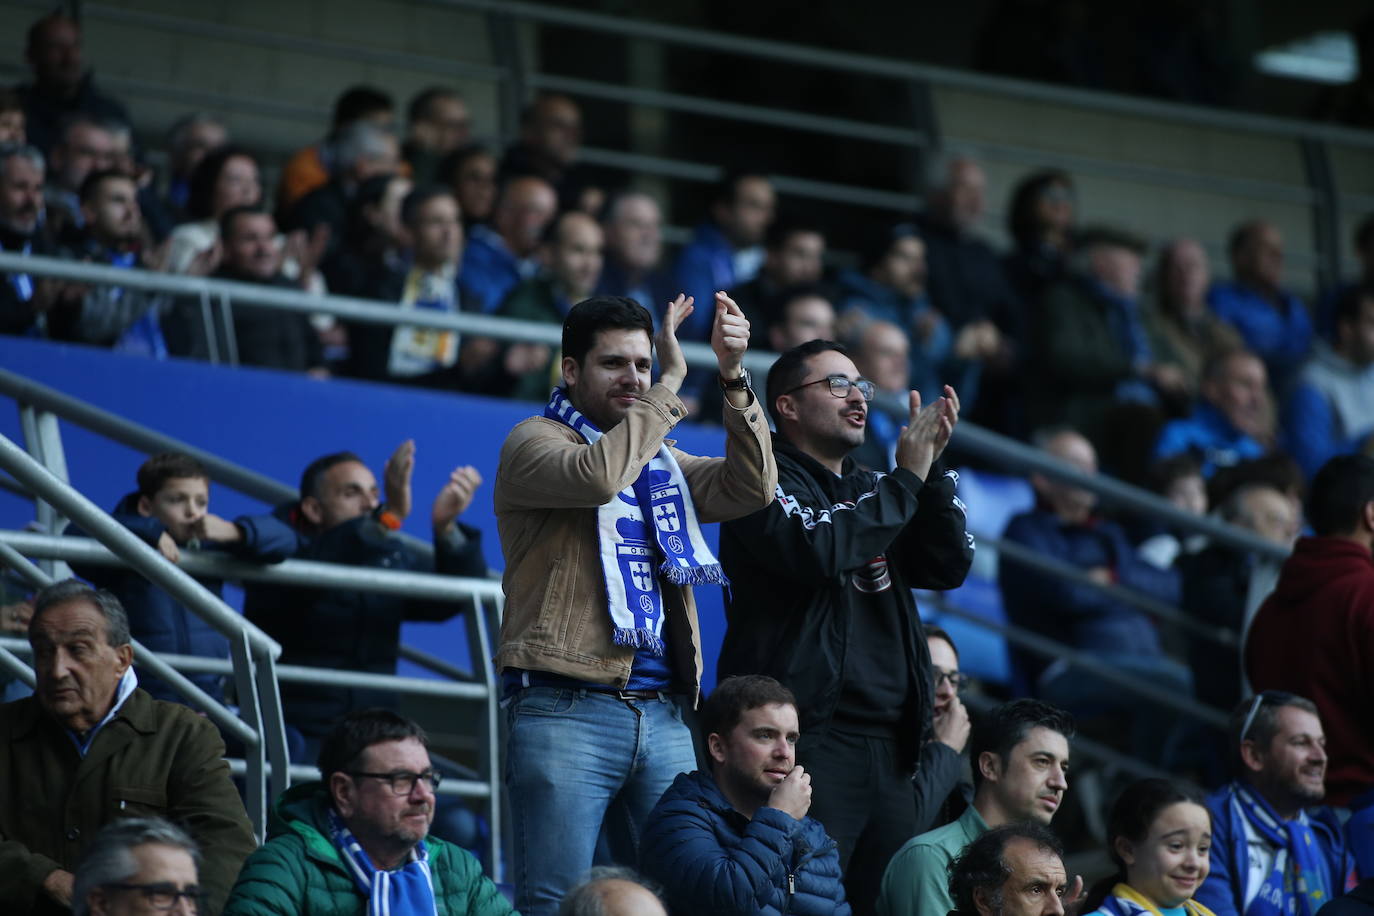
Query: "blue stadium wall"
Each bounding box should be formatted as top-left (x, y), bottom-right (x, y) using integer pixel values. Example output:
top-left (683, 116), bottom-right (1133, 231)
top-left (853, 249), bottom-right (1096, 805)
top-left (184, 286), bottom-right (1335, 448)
top-left (0, 336), bottom-right (737, 688)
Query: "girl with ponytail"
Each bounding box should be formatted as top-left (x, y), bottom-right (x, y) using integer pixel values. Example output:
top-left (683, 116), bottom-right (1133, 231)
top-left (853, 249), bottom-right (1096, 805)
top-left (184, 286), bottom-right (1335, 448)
top-left (1081, 778), bottom-right (1217, 916)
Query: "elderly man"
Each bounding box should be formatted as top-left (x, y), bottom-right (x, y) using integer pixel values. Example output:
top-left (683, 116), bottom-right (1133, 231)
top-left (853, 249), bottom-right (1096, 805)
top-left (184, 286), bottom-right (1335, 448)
top-left (461, 174), bottom-right (558, 310)
top-left (0, 579), bottom-right (255, 915)
top-left (559, 868), bottom-right (669, 916)
top-left (1197, 693), bottom-right (1356, 916)
top-left (946, 822), bottom-right (1077, 916)
top-left (596, 189), bottom-right (668, 307)
top-left (224, 709), bottom-right (514, 915)
top-left (0, 142), bottom-right (55, 336)
top-left (1154, 349), bottom-right (1272, 478)
top-left (72, 818), bottom-right (202, 916)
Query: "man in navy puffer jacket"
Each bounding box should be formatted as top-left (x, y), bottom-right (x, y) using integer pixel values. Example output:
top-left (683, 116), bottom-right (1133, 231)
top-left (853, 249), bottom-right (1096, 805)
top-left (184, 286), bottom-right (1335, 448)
top-left (640, 675), bottom-right (850, 916)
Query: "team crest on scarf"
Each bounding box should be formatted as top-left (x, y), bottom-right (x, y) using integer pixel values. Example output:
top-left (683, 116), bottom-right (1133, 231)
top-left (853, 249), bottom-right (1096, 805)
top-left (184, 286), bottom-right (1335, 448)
top-left (545, 388), bottom-right (728, 653)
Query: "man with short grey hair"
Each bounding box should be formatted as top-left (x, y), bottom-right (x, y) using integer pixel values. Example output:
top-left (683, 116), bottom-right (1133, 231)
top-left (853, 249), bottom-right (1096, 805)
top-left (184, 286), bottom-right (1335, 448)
top-left (72, 817), bottom-right (201, 916)
top-left (0, 141), bottom-right (55, 336)
top-left (285, 120), bottom-right (401, 261)
top-left (559, 867), bottom-right (668, 916)
top-left (0, 578), bottom-right (255, 915)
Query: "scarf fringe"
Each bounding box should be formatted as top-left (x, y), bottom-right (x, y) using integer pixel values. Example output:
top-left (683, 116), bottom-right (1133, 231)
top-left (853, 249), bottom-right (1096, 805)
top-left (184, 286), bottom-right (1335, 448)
top-left (613, 627), bottom-right (666, 655)
top-left (660, 560), bottom-right (729, 587)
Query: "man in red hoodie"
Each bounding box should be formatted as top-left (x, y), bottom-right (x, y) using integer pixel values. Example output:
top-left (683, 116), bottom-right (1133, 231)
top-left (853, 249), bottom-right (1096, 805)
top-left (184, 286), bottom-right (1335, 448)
top-left (1246, 453), bottom-right (1374, 877)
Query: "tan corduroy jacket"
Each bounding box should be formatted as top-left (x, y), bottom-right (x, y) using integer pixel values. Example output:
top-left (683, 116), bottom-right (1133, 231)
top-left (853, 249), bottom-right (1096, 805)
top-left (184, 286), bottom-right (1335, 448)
top-left (493, 383), bottom-right (775, 697)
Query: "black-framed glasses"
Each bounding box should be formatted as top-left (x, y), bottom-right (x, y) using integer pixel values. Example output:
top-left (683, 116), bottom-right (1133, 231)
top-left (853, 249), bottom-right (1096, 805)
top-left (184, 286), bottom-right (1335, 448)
top-left (349, 769), bottom-right (442, 795)
top-left (783, 375), bottom-right (876, 401)
top-left (933, 667), bottom-right (970, 691)
top-left (103, 882), bottom-right (203, 911)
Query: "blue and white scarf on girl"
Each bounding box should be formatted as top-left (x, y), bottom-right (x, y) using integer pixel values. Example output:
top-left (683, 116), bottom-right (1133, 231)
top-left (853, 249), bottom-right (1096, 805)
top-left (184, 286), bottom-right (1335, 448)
top-left (327, 808), bottom-right (437, 916)
top-left (1229, 783), bottom-right (1334, 916)
top-left (545, 386), bottom-right (727, 653)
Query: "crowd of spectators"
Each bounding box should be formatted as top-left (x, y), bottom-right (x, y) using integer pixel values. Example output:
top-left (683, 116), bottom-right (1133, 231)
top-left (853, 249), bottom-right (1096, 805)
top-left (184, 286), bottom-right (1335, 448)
top-left (2, 9), bottom-right (1374, 916)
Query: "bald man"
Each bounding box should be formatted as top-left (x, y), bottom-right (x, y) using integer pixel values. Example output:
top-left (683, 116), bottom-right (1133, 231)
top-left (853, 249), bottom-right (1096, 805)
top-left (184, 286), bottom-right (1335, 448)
top-left (559, 868), bottom-right (668, 916)
top-left (999, 427), bottom-right (1191, 764)
top-left (461, 174), bottom-right (558, 309)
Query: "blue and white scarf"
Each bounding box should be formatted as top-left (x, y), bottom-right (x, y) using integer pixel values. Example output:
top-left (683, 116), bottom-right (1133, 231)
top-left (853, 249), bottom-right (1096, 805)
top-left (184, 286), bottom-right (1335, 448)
top-left (1230, 784), bottom-right (1334, 916)
top-left (545, 387), bottom-right (727, 653)
top-left (327, 808), bottom-right (437, 916)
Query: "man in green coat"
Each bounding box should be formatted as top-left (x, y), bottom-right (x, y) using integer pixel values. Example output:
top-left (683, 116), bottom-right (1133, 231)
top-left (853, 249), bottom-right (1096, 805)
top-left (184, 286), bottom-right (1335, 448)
top-left (0, 579), bottom-right (256, 915)
top-left (224, 708), bottom-right (515, 916)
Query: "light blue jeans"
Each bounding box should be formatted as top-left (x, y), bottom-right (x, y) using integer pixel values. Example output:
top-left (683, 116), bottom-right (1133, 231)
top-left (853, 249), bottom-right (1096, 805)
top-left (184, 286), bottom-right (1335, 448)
top-left (505, 687), bottom-right (698, 916)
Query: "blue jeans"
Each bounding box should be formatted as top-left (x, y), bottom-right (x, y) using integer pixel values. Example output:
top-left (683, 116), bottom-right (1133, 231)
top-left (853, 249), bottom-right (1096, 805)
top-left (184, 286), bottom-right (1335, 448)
top-left (505, 688), bottom-right (697, 916)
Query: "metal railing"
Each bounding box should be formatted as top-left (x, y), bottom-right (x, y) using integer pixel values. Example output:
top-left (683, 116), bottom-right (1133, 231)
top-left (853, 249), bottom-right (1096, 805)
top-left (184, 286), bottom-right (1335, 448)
top-left (0, 378), bottom-right (506, 876)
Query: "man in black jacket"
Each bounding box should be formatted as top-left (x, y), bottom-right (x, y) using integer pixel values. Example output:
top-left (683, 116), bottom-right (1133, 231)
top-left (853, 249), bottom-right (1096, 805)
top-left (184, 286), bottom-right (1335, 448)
top-left (717, 338), bottom-right (974, 916)
top-left (241, 439), bottom-right (486, 759)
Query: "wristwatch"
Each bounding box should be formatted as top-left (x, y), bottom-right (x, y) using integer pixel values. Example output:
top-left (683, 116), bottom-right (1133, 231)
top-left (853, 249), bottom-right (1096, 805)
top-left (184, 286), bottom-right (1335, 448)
top-left (718, 368), bottom-right (752, 391)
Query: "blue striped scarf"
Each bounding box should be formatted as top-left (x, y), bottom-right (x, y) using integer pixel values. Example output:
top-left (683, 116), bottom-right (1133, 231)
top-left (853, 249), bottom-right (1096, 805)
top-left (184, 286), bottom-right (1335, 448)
top-left (1230, 784), bottom-right (1334, 916)
top-left (327, 808), bottom-right (437, 916)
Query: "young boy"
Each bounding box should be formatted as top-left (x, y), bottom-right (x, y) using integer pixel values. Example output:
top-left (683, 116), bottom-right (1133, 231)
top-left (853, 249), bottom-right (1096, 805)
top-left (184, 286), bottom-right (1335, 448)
top-left (65, 452), bottom-right (292, 705)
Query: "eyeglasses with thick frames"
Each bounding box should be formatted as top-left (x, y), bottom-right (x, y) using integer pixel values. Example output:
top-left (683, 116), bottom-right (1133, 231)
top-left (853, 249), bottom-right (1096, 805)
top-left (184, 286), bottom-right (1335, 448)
top-left (933, 667), bottom-right (970, 690)
top-left (783, 375), bottom-right (876, 401)
top-left (102, 882), bottom-right (203, 912)
top-left (349, 769), bottom-right (443, 795)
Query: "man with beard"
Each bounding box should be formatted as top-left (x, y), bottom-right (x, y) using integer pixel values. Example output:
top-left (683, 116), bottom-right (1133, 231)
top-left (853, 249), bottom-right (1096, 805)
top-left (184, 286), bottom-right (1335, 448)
top-left (717, 339), bottom-right (973, 915)
top-left (1196, 693), bottom-right (1356, 916)
top-left (224, 709), bottom-right (514, 915)
top-left (0, 142), bottom-right (54, 336)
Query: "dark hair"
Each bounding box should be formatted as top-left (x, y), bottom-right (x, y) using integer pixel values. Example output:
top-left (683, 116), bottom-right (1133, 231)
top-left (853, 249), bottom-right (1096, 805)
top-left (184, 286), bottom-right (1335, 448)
top-left (970, 699), bottom-right (1075, 790)
top-left (765, 220), bottom-right (824, 252)
top-left (925, 624), bottom-right (960, 660)
top-left (400, 184), bottom-right (456, 228)
top-left (712, 169), bottom-right (769, 208)
top-left (218, 205), bottom-right (271, 244)
top-left (862, 221), bottom-right (922, 271)
top-left (185, 146), bottom-right (257, 221)
top-left (767, 284), bottom-right (833, 328)
top-left (0, 87), bottom-right (21, 115)
top-left (700, 675), bottom-right (797, 746)
top-left (1007, 169), bottom-right (1074, 248)
top-left (30, 579), bottom-right (131, 647)
top-left (439, 143), bottom-right (494, 185)
top-left (560, 296), bottom-right (654, 368)
top-left (1075, 224), bottom-right (1147, 256)
top-left (519, 93), bottom-right (577, 128)
top-left (949, 822), bottom-right (1065, 916)
top-left (299, 451), bottom-right (366, 501)
top-left (1145, 455), bottom-right (1203, 498)
top-left (137, 452), bottom-right (209, 497)
top-left (1229, 691), bottom-right (1319, 772)
top-left (1227, 219), bottom-right (1268, 260)
top-left (343, 172), bottom-right (402, 247)
top-left (77, 168), bottom-right (131, 205)
top-left (1082, 778), bottom-right (1209, 913)
top-left (1307, 454), bottom-right (1374, 537)
top-left (331, 86), bottom-right (393, 130)
top-left (1335, 283), bottom-right (1374, 329)
top-left (407, 86), bottom-right (461, 125)
top-left (765, 339), bottom-right (848, 430)
top-left (1356, 213), bottom-right (1374, 253)
top-left (317, 708), bottom-right (427, 780)
top-left (27, 12), bottom-right (76, 53)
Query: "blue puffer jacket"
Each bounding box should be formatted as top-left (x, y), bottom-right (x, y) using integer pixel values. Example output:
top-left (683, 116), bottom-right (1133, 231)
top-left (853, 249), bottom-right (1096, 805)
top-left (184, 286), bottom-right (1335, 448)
top-left (67, 492), bottom-right (297, 704)
top-left (640, 769), bottom-right (851, 916)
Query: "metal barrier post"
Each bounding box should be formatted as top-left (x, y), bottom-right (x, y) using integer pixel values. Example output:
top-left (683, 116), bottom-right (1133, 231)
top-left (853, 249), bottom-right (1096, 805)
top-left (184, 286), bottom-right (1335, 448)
top-left (230, 629), bottom-right (268, 841)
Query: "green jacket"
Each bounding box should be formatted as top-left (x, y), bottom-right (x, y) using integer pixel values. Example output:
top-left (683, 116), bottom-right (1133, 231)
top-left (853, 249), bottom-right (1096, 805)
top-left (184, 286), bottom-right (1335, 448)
top-left (497, 276), bottom-right (567, 403)
top-left (876, 803), bottom-right (989, 916)
top-left (0, 688), bottom-right (256, 916)
top-left (223, 782), bottom-right (517, 916)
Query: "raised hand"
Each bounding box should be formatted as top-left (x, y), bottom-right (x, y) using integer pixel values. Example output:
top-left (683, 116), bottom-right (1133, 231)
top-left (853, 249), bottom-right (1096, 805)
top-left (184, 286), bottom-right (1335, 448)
top-left (933, 694), bottom-right (971, 753)
top-left (710, 291), bottom-right (750, 379)
top-left (768, 764), bottom-right (813, 821)
top-left (432, 466), bottom-right (483, 534)
top-left (895, 390), bottom-right (954, 482)
top-left (654, 294), bottom-right (695, 393)
top-left (383, 439), bottom-right (416, 521)
top-left (156, 531), bottom-right (180, 564)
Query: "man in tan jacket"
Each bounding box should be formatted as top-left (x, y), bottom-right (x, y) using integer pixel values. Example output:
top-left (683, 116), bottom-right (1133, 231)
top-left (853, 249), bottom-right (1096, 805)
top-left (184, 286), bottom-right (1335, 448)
top-left (494, 290), bottom-right (775, 915)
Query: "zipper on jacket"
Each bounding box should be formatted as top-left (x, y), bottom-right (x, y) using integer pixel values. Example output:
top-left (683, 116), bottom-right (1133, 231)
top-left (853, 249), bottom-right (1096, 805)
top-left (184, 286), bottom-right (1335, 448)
top-left (788, 873), bottom-right (796, 895)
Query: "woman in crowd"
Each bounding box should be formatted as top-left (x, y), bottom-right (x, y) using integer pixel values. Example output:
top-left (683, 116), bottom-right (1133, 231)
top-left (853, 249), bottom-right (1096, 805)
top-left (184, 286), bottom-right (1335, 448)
top-left (440, 142), bottom-right (498, 231)
top-left (163, 146), bottom-right (262, 274)
top-left (1083, 779), bottom-right (1217, 916)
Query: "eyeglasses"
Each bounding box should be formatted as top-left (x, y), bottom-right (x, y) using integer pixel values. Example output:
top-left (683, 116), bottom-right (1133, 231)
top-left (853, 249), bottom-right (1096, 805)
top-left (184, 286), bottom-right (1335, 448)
top-left (783, 375), bottom-right (876, 401)
top-left (103, 882), bottom-right (202, 912)
top-left (933, 667), bottom-right (970, 691)
top-left (349, 769), bottom-right (443, 795)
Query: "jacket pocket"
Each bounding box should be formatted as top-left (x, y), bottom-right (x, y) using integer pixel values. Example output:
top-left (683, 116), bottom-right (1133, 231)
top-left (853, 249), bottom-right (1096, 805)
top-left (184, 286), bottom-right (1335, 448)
top-left (111, 784), bottom-right (168, 817)
top-left (533, 554), bottom-right (570, 636)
